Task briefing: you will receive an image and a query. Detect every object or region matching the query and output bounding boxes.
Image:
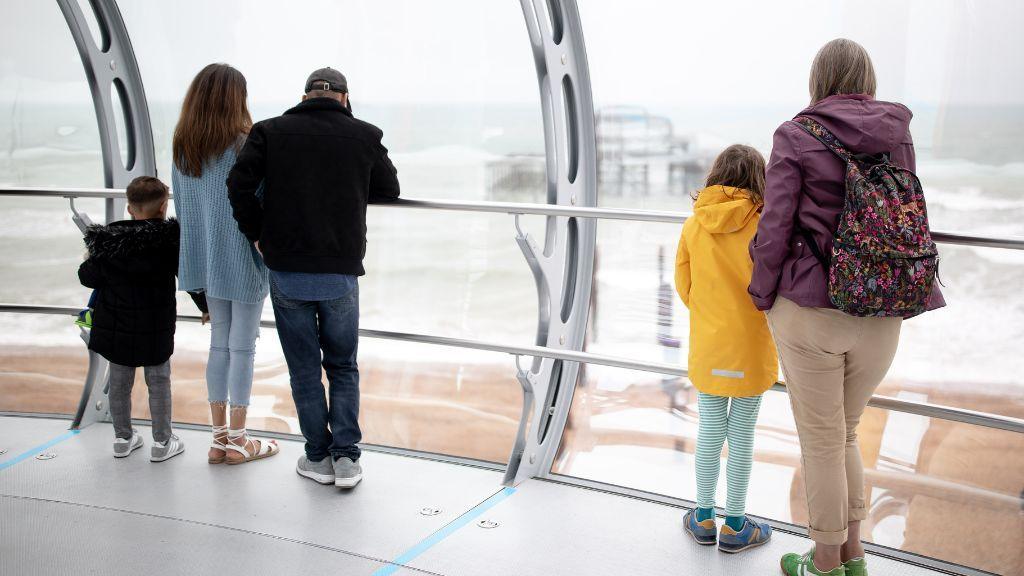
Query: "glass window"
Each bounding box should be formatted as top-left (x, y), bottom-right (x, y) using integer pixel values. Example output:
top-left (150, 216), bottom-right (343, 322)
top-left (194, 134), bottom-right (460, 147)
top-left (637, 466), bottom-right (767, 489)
top-left (162, 322), bottom-right (523, 464)
top-left (113, 0), bottom-right (543, 459)
top-left (0, 0), bottom-right (104, 189)
top-left (553, 365), bottom-right (1024, 574)
top-left (0, 1), bottom-right (106, 415)
top-left (561, 2), bottom-right (1024, 571)
top-left (575, 0), bottom-right (1024, 422)
top-left (582, 0), bottom-right (1024, 230)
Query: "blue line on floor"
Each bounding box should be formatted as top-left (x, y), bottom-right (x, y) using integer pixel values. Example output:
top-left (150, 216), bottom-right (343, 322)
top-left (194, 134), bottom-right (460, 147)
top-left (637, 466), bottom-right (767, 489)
top-left (372, 486), bottom-right (516, 576)
top-left (0, 430), bottom-right (80, 471)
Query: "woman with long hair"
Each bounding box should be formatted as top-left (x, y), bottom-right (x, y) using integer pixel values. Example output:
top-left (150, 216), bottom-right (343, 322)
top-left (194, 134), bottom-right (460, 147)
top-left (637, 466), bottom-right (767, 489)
top-left (749, 39), bottom-right (943, 575)
top-left (173, 63), bottom-right (278, 465)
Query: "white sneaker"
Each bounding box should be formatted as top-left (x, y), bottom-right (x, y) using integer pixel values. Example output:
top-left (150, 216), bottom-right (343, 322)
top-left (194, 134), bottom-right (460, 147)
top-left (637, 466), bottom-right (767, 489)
top-left (151, 434), bottom-right (185, 462)
top-left (113, 430), bottom-right (143, 458)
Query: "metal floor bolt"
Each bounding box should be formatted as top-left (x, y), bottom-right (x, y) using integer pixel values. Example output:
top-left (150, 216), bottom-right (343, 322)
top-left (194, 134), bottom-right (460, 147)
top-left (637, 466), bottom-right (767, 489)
top-left (477, 519), bottom-right (500, 529)
top-left (35, 452), bottom-right (57, 461)
top-left (420, 507), bottom-right (442, 516)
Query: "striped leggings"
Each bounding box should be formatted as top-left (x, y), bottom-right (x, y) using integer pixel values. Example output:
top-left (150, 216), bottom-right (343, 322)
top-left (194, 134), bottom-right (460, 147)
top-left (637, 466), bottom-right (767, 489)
top-left (695, 392), bottom-right (763, 516)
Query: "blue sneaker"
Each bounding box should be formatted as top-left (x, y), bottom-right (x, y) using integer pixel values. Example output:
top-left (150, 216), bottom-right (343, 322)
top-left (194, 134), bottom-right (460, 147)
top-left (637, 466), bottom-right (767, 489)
top-left (718, 515), bottom-right (772, 553)
top-left (683, 509), bottom-right (717, 545)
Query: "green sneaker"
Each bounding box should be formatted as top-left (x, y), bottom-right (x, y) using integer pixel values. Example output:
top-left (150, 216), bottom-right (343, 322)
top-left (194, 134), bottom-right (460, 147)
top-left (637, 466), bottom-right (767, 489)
top-left (74, 308), bottom-right (93, 329)
top-left (844, 557), bottom-right (867, 576)
top-left (780, 549), bottom-right (844, 576)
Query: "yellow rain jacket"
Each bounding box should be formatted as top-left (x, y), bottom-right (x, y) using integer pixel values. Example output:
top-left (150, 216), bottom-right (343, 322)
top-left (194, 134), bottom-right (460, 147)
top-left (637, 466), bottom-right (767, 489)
top-left (675, 185), bottom-right (777, 397)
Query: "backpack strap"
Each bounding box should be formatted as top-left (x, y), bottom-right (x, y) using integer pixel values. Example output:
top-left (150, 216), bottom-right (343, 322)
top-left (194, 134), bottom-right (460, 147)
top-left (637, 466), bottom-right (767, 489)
top-left (793, 116), bottom-right (853, 163)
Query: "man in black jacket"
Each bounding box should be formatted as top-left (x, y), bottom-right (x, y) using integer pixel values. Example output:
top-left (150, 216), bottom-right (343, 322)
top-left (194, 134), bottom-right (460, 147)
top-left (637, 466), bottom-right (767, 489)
top-left (228, 68), bottom-right (399, 489)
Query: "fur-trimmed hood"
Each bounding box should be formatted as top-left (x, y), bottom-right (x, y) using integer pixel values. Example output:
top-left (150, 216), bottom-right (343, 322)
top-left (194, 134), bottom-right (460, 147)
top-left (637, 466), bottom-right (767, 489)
top-left (84, 218), bottom-right (179, 259)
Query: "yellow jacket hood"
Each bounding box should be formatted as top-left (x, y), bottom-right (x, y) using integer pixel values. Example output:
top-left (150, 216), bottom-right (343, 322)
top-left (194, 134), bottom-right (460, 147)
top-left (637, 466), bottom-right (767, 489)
top-left (692, 185), bottom-right (759, 234)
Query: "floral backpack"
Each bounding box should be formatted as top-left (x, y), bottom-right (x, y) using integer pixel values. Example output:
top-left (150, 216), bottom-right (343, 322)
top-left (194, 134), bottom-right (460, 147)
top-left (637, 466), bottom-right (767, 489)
top-left (794, 116), bottom-right (937, 318)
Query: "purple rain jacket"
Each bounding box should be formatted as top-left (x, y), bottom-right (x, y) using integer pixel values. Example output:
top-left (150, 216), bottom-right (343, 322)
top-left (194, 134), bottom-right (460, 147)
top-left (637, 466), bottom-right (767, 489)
top-left (748, 93), bottom-right (945, 312)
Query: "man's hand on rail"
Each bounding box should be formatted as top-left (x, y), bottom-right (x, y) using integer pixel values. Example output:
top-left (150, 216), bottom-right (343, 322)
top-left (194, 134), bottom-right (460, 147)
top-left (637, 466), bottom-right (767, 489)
top-left (254, 241), bottom-right (262, 257)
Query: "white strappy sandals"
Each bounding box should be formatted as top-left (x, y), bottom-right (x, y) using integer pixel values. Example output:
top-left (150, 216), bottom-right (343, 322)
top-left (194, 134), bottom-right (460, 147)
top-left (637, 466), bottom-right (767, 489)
top-left (225, 428), bottom-right (280, 464)
top-left (208, 424), bottom-right (229, 464)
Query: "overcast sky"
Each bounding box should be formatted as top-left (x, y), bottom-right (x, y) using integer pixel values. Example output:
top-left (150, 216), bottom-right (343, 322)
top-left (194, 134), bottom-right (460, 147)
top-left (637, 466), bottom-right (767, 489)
top-left (1, 0), bottom-right (1021, 109)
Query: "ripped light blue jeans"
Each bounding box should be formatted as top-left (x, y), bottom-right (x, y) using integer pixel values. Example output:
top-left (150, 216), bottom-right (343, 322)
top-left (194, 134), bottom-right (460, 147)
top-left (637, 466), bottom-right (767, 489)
top-left (205, 296), bottom-right (264, 407)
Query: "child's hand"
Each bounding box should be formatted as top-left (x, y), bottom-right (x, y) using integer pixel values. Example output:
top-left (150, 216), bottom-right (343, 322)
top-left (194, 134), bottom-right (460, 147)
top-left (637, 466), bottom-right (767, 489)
top-left (201, 313), bottom-right (211, 325)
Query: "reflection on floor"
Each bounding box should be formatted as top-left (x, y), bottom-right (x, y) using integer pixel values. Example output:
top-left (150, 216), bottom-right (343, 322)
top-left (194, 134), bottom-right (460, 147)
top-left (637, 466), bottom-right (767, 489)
top-left (0, 416), bottom-right (949, 576)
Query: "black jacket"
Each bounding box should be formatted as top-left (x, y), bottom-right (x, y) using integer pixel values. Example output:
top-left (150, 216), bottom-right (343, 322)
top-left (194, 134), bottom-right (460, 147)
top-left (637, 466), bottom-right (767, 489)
top-left (227, 98), bottom-right (400, 275)
top-left (78, 218), bottom-right (207, 367)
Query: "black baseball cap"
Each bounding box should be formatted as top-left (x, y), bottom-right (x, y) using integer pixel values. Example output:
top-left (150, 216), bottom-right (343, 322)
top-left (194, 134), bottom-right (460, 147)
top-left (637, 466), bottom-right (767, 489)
top-left (305, 68), bottom-right (348, 94)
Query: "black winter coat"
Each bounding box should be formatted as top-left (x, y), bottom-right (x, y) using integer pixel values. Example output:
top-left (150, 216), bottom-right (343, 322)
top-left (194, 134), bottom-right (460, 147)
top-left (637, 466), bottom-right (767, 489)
top-left (78, 218), bottom-right (206, 367)
top-left (227, 97), bottom-right (400, 276)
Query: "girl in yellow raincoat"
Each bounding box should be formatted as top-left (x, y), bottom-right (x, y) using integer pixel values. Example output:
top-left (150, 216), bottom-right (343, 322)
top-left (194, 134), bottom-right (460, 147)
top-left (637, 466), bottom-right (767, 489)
top-left (676, 145), bottom-right (777, 553)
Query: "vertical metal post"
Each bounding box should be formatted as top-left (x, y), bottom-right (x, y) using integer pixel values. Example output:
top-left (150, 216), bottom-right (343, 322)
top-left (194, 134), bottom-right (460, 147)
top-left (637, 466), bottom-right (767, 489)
top-left (505, 0), bottom-right (597, 485)
top-left (57, 0), bottom-right (156, 428)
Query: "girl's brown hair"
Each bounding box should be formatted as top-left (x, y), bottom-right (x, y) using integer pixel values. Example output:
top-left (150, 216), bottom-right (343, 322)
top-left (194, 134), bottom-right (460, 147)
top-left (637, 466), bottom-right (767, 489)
top-left (808, 38), bottom-right (877, 104)
top-left (695, 144), bottom-right (766, 205)
top-left (172, 63), bottom-right (252, 177)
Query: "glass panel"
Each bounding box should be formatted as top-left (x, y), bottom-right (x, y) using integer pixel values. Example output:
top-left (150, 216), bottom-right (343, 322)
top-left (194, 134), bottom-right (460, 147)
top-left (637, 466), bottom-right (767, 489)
top-left (0, 0), bottom-right (104, 188)
top-left (0, 318), bottom-right (91, 415)
top-left (0, 2), bottom-right (106, 415)
top-left (161, 322), bottom-right (521, 463)
top-left (578, 0), bottom-right (1024, 413)
top-left (118, 0), bottom-right (544, 185)
top-left (0, 1), bottom-right (542, 457)
top-left (553, 365), bottom-right (1024, 574)
top-left (590, 217), bottom-right (1024, 419)
top-left (579, 0), bottom-right (1024, 234)
top-left (119, 0), bottom-right (545, 341)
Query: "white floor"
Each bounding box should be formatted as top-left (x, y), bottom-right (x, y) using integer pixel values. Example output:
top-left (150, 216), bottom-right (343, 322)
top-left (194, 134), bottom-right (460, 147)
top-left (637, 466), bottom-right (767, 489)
top-left (0, 416), bottom-right (949, 576)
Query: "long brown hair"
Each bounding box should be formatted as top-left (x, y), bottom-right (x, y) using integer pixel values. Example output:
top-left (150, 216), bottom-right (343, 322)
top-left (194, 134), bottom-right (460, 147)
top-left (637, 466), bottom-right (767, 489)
top-left (695, 144), bottom-right (766, 205)
top-left (172, 63), bottom-right (252, 177)
top-left (809, 38), bottom-right (877, 104)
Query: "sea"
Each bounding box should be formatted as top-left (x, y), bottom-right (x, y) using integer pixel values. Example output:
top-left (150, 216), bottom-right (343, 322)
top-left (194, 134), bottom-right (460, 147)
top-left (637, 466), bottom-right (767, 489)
top-left (1, 99), bottom-right (1023, 412)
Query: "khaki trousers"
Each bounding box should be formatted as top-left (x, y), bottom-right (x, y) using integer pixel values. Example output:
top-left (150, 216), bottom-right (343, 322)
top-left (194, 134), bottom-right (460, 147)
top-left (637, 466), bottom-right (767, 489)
top-left (766, 297), bottom-right (902, 545)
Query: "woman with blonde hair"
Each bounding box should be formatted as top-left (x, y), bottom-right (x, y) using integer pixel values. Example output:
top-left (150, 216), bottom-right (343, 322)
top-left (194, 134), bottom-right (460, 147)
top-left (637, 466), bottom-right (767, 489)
top-left (749, 39), bottom-right (943, 575)
top-left (173, 63), bottom-right (278, 465)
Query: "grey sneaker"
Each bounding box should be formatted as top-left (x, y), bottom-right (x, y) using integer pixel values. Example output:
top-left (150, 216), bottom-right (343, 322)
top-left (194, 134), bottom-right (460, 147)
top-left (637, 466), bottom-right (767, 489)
top-left (333, 457), bottom-right (362, 488)
top-left (150, 434), bottom-right (185, 462)
top-left (113, 430), bottom-right (143, 458)
top-left (296, 455), bottom-right (335, 484)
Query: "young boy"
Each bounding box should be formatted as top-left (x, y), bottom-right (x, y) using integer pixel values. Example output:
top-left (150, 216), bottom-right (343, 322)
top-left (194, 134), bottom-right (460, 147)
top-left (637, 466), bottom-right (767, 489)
top-left (78, 176), bottom-right (206, 461)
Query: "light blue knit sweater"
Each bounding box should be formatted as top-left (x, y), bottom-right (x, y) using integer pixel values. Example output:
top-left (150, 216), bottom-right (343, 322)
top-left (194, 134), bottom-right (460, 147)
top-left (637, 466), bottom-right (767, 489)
top-left (173, 147), bottom-right (268, 304)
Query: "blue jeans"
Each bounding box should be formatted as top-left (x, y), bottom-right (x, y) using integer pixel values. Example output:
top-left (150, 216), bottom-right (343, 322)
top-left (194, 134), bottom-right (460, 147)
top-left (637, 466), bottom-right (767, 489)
top-left (270, 279), bottom-right (361, 462)
top-left (206, 296), bottom-right (264, 406)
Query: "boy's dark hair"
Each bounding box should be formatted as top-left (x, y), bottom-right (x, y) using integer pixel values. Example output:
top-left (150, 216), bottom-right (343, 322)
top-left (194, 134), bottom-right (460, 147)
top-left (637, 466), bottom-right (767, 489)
top-left (126, 176), bottom-right (169, 212)
top-left (694, 144), bottom-right (766, 206)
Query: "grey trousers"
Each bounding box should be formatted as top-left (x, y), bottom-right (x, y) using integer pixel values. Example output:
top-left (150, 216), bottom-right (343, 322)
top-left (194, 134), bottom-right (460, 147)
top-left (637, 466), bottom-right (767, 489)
top-left (108, 360), bottom-right (172, 443)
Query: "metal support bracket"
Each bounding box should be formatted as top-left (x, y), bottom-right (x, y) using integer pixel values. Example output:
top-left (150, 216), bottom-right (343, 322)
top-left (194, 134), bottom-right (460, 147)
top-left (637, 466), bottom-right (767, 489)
top-left (505, 0), bottom-right (598, 485)
top-left (57, 0), bottom-right (156, 429)
top-left (502, 355), bottom-right (536, 486)
top-left (69, 198), bottom-right (95, 233)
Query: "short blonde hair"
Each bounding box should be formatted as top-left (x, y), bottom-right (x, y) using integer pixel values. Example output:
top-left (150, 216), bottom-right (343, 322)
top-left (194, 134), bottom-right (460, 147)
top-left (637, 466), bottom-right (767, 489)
top-left (809, 39), bottom-right (877, 104)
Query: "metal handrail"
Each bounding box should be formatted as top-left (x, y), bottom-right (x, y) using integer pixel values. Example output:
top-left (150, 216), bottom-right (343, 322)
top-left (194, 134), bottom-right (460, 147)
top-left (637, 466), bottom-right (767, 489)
top-left (3, 303), bottom-right (1022, 435)
top-left (3, 186), bottom-right (1024, 250)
